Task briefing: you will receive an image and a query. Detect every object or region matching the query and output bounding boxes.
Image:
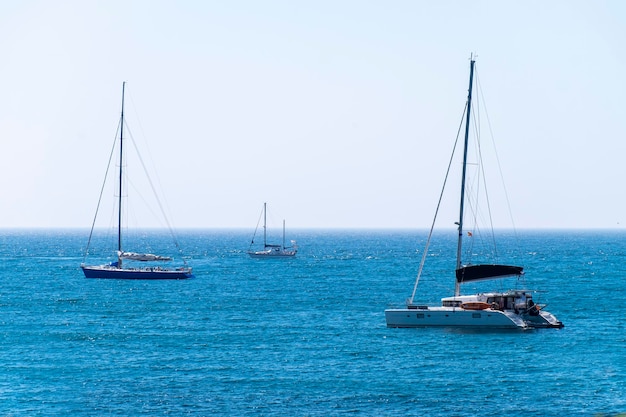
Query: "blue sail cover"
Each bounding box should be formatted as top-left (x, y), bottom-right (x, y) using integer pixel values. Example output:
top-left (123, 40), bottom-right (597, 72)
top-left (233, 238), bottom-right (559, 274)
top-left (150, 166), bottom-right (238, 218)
top-left (456, 264), bottom-right (523, 283)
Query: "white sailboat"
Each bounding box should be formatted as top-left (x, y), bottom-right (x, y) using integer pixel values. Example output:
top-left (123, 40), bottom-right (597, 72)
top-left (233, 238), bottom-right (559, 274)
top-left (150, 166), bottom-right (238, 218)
top-left (81, 82), bottom-right (193, 279)
top-left (385, 57), bottom-right (562, 329)
top-left (248, 202), bottom-right (297, 258)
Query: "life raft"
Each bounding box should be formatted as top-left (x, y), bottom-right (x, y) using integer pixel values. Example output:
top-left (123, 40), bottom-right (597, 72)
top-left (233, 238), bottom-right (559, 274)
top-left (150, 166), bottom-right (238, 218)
top-left (461, 302), bottom-right (491, 310)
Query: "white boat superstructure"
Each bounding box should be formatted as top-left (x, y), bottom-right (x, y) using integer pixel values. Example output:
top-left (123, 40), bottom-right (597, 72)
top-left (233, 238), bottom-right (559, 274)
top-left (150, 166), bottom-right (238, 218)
top-left (384, 56), bottom-right (562, 330)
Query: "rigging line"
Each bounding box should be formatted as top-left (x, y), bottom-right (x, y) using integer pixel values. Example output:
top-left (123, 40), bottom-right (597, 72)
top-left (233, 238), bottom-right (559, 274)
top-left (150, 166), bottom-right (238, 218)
top-left (126, 126), bottom-right (184, 255)
top-left (249, 206), bottom-right (264, 248)
top-left (123, 85), bottom-right (179, 235)
top-left (125, 86), bottom-right (178, 232)
top-left (409, 103), bottom-right (467, 304)
top-left (83, 119), bottom-right (122, 261)
top-left (125, 177), bottom-right (168, 230)
top-left (263, 207), bottom-right (282, 240)
top-left (475, 71), bottom-right (519, 240)
top-left (470, 87), bottom-right (500, 261)
top-left (124, 85), bottom-right (188, 263)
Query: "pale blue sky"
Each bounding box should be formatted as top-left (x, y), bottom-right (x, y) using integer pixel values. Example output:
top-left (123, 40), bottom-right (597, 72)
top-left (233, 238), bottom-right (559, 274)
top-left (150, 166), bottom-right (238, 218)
top-left (1, 0), bottom-right (625, 229)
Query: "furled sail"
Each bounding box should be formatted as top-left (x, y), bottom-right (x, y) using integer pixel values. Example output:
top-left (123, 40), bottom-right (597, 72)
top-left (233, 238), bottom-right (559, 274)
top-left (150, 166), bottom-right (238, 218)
top-left (455, 264), bottom-right (523, 283)
top-left (118, 251), bottom-right (172, 262)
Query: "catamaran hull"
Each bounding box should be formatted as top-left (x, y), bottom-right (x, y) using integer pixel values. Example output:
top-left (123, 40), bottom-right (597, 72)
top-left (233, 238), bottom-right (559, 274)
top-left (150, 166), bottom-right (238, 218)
top-left (522, 310), bottom-right (564, 328)
top-left (385, 307), bottom-right (527, 329)
top-left (385, 306), bottom-right (564, 329)
top-left (81, 265), bottom-right (193, 280)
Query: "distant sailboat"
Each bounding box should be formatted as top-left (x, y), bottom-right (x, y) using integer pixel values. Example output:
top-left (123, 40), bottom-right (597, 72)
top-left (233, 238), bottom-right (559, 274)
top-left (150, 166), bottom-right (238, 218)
top-left (81, 82), bottom-right (193, 279)
top-left (248, 202), bottom-right (297, 258)
top-left (384, 57), bottom-right (562, 329)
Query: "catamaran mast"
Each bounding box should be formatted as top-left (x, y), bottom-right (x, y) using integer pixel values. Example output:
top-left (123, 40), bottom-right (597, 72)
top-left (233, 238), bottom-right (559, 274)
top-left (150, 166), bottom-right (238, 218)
top-left (455, 58), bottom-right (475, 296)
top-left (118, 82), bottom-right (126, 262)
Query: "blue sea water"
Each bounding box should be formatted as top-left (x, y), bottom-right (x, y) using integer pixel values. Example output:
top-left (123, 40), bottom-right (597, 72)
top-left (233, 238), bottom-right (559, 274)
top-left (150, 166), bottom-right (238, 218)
top-left (0, 229), bottom-right (624, 416)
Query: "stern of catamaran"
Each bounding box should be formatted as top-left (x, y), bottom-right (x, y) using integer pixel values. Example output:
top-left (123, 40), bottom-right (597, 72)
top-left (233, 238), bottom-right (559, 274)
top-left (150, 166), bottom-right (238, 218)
top-left (523, 308), bottom-right (564, 328)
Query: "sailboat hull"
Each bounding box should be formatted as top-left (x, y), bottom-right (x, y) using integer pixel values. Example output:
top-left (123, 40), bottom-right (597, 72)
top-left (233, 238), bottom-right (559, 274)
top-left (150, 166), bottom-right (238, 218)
top-left (81, 265), bottom-right (193, 280)
top-left (384, 307), bottom-right (527, 329)
top-left (247, 250), bottom-right (297, 258)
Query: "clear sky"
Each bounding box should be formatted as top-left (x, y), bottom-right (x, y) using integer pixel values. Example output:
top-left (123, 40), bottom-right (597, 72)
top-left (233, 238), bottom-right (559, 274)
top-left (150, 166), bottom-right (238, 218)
top-left (1, 0), bottom-right (625, 229)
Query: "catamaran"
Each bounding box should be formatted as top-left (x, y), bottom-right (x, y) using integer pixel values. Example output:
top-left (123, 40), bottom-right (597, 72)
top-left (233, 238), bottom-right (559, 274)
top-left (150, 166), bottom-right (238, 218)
top-left (385, 57), bottom-right (563, 329)
top-left (81, 82), bottom-right (193, 279)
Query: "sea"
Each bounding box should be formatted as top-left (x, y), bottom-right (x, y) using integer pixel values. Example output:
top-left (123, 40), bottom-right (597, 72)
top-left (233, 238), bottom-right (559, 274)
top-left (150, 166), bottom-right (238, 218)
top-left (1, 228), bottom-right (624, 416)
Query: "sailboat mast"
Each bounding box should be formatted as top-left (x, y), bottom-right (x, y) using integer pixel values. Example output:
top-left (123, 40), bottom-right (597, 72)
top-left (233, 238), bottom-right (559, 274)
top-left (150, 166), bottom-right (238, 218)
top-left (282, 219), bottom-right (286, 249)
top-left (455, 58), bottom-right (475, 295)
top-left (263, 202), bottom-right (267, 248)
top-left (118, 82), bottom-right (126, 256)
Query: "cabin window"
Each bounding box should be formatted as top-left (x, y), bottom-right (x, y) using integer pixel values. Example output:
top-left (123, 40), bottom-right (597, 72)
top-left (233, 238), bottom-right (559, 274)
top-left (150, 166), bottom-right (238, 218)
top-left (416, 313), bottom-right (424, 319)
top-left (472, 313), bottom-right (481, 318)
top-left (443, 300), bottom-right (462, 307)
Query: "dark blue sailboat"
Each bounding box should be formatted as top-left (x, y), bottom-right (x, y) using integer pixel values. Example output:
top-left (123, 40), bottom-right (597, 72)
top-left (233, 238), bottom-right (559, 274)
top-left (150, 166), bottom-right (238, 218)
top-left (81, 82), bottom-right (193, 280)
